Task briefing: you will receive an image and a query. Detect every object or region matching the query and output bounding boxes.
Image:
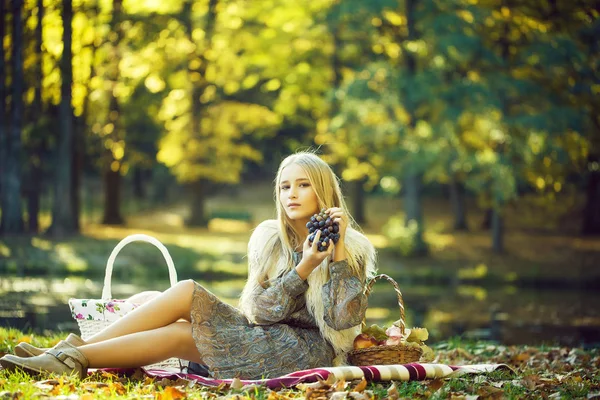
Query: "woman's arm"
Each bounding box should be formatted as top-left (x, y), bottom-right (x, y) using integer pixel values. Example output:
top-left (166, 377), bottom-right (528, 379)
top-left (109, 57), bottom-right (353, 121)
top-left (246, 268), bottom-right (308, 325)
top-left (322, 259), bottom-right (367, 330)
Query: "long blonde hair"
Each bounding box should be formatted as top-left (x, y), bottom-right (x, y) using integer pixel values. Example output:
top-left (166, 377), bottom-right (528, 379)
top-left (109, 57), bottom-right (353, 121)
top-left (239, 151), bottom-right (377, 363)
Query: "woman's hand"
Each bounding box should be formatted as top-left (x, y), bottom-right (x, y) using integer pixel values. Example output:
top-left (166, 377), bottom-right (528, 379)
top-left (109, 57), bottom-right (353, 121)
top-left (326, 207), bottom-right (348, 240)
top-left (299, 230), bottom-right (334, 274)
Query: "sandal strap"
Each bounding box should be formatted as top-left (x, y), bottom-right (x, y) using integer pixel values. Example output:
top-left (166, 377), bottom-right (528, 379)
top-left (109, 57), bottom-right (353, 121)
top-left (47, 349), bottom-right (81, 370)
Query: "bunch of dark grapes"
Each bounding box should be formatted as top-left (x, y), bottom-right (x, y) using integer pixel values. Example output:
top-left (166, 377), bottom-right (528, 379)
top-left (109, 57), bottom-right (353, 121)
top-left (306, 208), bottom-right (341, 251)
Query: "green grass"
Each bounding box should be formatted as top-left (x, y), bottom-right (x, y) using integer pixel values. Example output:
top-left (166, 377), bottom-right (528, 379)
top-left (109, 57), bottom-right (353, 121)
top-left (1, 328), bottom-right (598, 399)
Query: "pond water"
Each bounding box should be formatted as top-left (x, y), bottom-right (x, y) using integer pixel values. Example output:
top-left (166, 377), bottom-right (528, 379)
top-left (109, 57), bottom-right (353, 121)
top-left (1, 275), bottom-right (599, 348)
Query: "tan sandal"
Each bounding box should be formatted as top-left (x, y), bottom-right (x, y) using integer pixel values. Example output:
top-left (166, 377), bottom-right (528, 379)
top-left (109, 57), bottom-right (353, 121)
top-left (0, 340), bottom-right (89, 379)
top-left (14, 333), bottom-right (86, 358)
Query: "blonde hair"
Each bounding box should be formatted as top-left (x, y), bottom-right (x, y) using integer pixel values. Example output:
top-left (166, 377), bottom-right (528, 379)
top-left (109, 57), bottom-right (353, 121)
top-left (239, 151), bottom-right (378, 364)
top-left (275, 152), bottom-right (352, 254)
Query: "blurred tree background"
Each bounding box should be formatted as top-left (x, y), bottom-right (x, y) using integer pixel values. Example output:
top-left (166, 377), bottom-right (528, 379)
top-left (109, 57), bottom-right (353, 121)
top-left (0, 0), bottom-right (598, 255)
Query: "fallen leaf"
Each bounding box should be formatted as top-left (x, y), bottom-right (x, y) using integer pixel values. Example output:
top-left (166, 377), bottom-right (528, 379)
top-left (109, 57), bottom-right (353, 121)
top-left (477, 385), bottom-right (504, 398)
top-left (387, 383), bottom-right (399, 400)
top-left (352, 378), bottom-right (367, 392)
top-left (348, 392), bottom-right (370, 400)
top-left (0, 391), bottom-right (23, 400)
top-left (305, 387), bottom-right (329, 399)
top-left (428, 379), bottom-right (445, 392)
top-left (512, 353), bottom-right (531, 364)
top-left (81, 381), bottom-right (109, 392)
top-left (230, 377), bottom-right (244, 390)
top-left (323, 374), bottom-right (337, 386)
top-left (99, 370), bottom-right (120, 380)
top-left (332, 378), bottom-right (347, 392)
top-left (329, 393), bottom-right (348, 399)
top-left (157, 386), bottom-right (187, 400)
top-left (33, 380), bottom-right (58, 391)
top-left (521, 375), bottom-right (539, 390)
top-left (297, 380), bottom-right (327, 391)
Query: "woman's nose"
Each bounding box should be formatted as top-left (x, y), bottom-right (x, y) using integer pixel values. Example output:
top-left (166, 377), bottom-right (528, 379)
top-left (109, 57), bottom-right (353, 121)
top-left (289, 186), bottom-right (297, 198)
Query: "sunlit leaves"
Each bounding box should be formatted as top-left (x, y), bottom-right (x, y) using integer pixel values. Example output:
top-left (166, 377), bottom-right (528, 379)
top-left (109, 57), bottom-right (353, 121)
top-left (123, 0), bottom-right (182, 15)
top-left (157, 102), bottom-right (280, 183)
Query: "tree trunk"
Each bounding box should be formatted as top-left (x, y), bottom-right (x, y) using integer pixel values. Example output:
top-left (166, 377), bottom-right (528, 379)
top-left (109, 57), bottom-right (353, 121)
top-left (398, 0), bottom-right (427, 255)
top-left (48, 0), bottom-right (77, 237)
top-left (449, 178), bottom-right (468, 231)
top-left (182, 0), bottom-right (218, 227)
top-left (71, 114), bottom-right (82, 231)
top-left (0, 0), bottom-right (7, 215)
top-left (481, 207), bottom-right (492, 230)
top-left (403, 173), bottom-right (427, 255)
top-left (582, 153), bottom-right (600, 235)
top-left (102, 167), bottom-right (123, 224)
top-left (187, 180), bottom-right (208, 226)
top-left (101, 0), bottom-right (124, 225)
top-left (132, 167), bottom-right (145, 199)
top-left (349, 179), bottom-right (366, 225)
top-left (489, 0), bottom-right (511, 253)
top-left (491, 207), bottom-right (504, 253)
top-left (27, 0), bottom-right (45, 233)
top-left (0, 0), bottom-right (25, 235)
top-left (76, 2), bottom-right (98, 227)
top-left (27, 167), bottom-right (41, 232)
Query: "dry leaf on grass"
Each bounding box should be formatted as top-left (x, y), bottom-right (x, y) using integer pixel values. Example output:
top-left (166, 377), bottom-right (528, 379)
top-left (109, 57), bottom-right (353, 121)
top-left (0, 390), bottom-right (23, 400)
top-left (386, 383), bottom-right (399, 400)
top-left (229, 377), bottom-right (244, 390)
top-left (352, 378), bottom-right (367, 393)
top-left (347, 392), bottom-right (371, 400)
top-left (80, 381), bottom-right (109, 392)
top-left (157, 385), bottom-right (187, 400)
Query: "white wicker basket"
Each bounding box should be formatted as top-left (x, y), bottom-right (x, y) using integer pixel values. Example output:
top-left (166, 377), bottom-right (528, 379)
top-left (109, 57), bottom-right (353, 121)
top-left (68, 234), bottom-right (187, 371)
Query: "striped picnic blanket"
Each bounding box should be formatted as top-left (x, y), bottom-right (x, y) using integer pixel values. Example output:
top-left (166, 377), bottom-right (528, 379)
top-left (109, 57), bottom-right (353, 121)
top-left (128, 363), bottom-right (510, 389)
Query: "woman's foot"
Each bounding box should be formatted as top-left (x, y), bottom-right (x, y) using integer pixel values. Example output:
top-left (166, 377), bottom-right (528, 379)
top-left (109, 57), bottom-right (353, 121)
top-left (14, 333), bottom-right (87, 358)
top-left (0, 340), bottom-right (89, 379)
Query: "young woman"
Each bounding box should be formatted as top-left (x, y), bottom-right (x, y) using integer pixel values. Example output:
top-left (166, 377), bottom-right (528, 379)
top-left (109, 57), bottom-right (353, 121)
top-left (0, 151), bottom-right (377, 380)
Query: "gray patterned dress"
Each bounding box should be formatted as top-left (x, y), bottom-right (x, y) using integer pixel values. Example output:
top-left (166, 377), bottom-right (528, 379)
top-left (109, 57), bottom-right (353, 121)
top-left (189, 252), bottom-right (367, 379)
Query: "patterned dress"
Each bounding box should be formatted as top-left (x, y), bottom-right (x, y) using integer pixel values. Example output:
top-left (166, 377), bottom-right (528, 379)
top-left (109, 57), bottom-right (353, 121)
top-left (189, 252), bottom-right (367, 379)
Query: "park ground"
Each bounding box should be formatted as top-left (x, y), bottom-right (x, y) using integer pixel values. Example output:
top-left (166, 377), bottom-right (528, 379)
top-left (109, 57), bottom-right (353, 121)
top-left (1, 182), bottom-right (600, 398)
top-left (2, 181), bottom-right (598, 286)
top-left (0, 327), bottom-right (599, 399)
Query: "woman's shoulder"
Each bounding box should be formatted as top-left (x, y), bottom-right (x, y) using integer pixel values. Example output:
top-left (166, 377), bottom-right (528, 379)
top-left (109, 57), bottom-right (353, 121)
top-left (253, 219), bottom-right (279, 232)
top-left (248, 219), bottom-right (279, 246)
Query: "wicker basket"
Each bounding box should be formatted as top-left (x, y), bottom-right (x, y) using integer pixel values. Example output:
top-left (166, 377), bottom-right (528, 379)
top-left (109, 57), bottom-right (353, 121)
top-left (68, 234), bottom-right (187, 371)
top-left (348, 274), bottom-right (423, 366)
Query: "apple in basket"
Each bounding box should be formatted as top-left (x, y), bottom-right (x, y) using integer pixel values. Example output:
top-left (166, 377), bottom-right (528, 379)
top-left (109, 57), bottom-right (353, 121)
top-left (352, 333), bottom-right (380, 349)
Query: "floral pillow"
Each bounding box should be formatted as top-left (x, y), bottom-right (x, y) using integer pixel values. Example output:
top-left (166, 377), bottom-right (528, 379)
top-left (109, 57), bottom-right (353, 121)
top-left (68, 299), bottom-right (139, 322)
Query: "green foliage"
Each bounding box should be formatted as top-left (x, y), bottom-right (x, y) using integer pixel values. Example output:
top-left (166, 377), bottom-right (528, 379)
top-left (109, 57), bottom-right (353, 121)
top-left (2, 327), bottom-right (598, 399)
top-left (382, 214), bottom-right (420, 257)
top-left (4, 0), bottom-right (599, 237)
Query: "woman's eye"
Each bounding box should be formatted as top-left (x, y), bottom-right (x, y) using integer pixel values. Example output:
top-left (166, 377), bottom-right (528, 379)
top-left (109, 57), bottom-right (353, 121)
top-left (280, 186), bottom-right (290, 190)
top-left (300, 183), bottom-right (310, 187)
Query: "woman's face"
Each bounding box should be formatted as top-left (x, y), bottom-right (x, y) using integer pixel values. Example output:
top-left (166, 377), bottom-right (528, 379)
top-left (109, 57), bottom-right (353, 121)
top-left (279, 163), bottom-right (319, 223)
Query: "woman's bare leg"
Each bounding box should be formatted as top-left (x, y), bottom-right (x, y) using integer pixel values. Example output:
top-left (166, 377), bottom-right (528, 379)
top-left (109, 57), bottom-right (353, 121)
top-left (86, 280), bottom-right (196, 344)
top-left (80, 321), bottom-right (204, 368)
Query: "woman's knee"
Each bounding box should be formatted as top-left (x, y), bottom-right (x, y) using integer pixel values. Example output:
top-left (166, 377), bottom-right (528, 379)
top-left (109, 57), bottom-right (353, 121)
top-left (168, 280), bottom-right (195, 317)
top-left (171, 279), bottom-right (196, 297)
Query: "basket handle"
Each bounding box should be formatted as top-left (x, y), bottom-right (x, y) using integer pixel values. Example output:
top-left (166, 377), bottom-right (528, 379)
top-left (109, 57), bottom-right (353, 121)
top-left (101, 234), bottom-right (178, 300)
top-left (363, 273), bottom-right (407, 335)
